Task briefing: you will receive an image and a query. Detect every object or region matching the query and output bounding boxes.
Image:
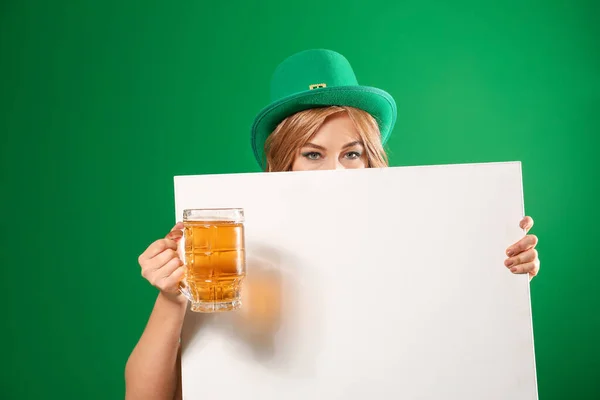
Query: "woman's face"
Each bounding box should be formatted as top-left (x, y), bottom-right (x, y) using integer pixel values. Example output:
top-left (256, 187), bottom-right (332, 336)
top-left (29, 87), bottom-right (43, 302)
top-left (291, 113), bottom-right (368, 171)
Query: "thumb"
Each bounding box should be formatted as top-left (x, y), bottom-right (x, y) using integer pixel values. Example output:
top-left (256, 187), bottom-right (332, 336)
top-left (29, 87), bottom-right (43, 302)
top-left (166, 222), bottom-right (184, 240)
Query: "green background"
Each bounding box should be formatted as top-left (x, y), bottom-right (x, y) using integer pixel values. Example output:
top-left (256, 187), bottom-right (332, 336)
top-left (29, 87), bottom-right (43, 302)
top-left (1, 0), bottom-right (598, 398)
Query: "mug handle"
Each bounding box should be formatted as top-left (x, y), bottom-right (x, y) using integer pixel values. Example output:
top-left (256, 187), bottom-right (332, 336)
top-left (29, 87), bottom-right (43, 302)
top-left (177, 226), bottom-right (192, 302)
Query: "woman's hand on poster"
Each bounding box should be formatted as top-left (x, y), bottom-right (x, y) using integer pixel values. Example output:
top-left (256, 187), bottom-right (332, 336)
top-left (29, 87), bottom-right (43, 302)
top-left (504, 216), bottom-right (540, 280)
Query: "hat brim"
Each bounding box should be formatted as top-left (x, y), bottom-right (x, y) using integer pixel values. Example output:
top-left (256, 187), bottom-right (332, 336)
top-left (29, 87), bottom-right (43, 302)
top-left (251, 86), bottom-right (397, 169)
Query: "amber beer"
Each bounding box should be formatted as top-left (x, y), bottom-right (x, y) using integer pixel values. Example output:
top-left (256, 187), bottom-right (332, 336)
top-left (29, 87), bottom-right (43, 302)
top-left (178, 208), bottom-right (246, 312)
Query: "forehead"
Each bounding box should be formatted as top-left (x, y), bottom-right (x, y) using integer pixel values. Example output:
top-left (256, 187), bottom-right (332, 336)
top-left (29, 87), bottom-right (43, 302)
top-left (308, 113), bottom-right (362, 146)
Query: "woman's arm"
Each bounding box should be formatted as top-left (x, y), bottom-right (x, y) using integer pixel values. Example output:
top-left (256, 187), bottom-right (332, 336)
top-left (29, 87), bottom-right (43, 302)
top-left (126, 223), bottom-right (187, 399)
top-left (125, 292), bottom-right (187, 400)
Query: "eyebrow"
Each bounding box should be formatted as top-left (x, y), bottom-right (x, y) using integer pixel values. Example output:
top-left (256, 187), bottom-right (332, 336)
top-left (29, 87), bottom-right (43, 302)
top-left (302, 141), bottom-right (364, 151)
top-left (341, 140), bottom-right (363, 149)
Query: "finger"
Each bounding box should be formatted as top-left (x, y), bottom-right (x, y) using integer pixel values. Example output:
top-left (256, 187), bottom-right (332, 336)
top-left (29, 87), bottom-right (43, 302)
top-left (171, 222), bottom-right (184, 231)
top-left (166, 228), bottom-right (183, 242)
top-left (509, 259), bottom-right (540, 275)
top-left (139, 238), bottom-right (178, 262)
top-left (529, 259), bottom-right (540, 279)
top-left (142, 254), bottom-right (183, 287)
top-left (167, 222), bottom-right (184, 235)
top-left (166, 222), bottom-right (184, 241)
top-left (159, 256), bottom-right (184, 278)
top-left (162, 266), bottom-right (186, 290)
top-left (506, 234), bottom-right (538, 257)
top-left (505, 248), bottom-right (538, 268)
top-left (520, 216), bottom-right (534, 232)
top-left (147, 248), bottom-right (179, 270)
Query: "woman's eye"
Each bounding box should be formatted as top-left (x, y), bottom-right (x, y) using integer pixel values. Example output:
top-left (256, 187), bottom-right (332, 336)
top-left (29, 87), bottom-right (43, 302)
top-left (345, 151), bottom-right (362, 160)
top-left (302, 152), bottom-right (322, 160)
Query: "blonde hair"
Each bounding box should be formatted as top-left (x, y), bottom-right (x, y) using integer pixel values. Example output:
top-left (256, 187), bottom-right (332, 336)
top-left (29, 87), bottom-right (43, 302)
top-left (264, 106), bottom-right (389, 172)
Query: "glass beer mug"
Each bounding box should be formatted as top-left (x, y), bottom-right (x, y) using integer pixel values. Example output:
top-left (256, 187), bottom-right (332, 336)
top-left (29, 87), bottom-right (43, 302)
top-left (177, 208), bottom-right (246, 312)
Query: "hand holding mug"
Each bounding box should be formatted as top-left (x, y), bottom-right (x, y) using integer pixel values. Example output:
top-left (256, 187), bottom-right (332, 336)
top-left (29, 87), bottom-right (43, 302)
top-left (138, 222), bottom-right (186, 302)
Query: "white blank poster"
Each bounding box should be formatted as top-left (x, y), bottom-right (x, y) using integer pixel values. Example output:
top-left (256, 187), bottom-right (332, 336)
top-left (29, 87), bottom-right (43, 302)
top-left (174, 162), bottom-right (537, 400)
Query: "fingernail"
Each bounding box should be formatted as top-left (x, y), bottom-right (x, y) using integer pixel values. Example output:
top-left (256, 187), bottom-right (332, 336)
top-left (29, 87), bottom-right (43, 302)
top-left (505, 259), bottom-right (514, 267)
top-left (507, 249), bottom-right (514, 256)
top-left (510, 267), bottom-right (518, 273)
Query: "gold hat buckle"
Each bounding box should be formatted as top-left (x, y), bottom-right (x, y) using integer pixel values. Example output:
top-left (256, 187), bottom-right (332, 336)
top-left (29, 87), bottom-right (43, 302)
top-left (309, 83), bottom-right (327, 90)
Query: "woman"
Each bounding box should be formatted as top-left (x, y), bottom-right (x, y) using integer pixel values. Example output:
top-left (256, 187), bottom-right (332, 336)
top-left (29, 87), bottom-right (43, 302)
top-left (124, 49), bottom-right (540, 400)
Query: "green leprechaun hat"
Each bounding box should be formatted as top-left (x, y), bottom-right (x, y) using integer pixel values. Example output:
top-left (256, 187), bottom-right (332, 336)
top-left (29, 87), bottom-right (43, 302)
top-left (252, 49), bottom-right (397, 168)
top-left (251, 49), bottom-right (398, 168)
